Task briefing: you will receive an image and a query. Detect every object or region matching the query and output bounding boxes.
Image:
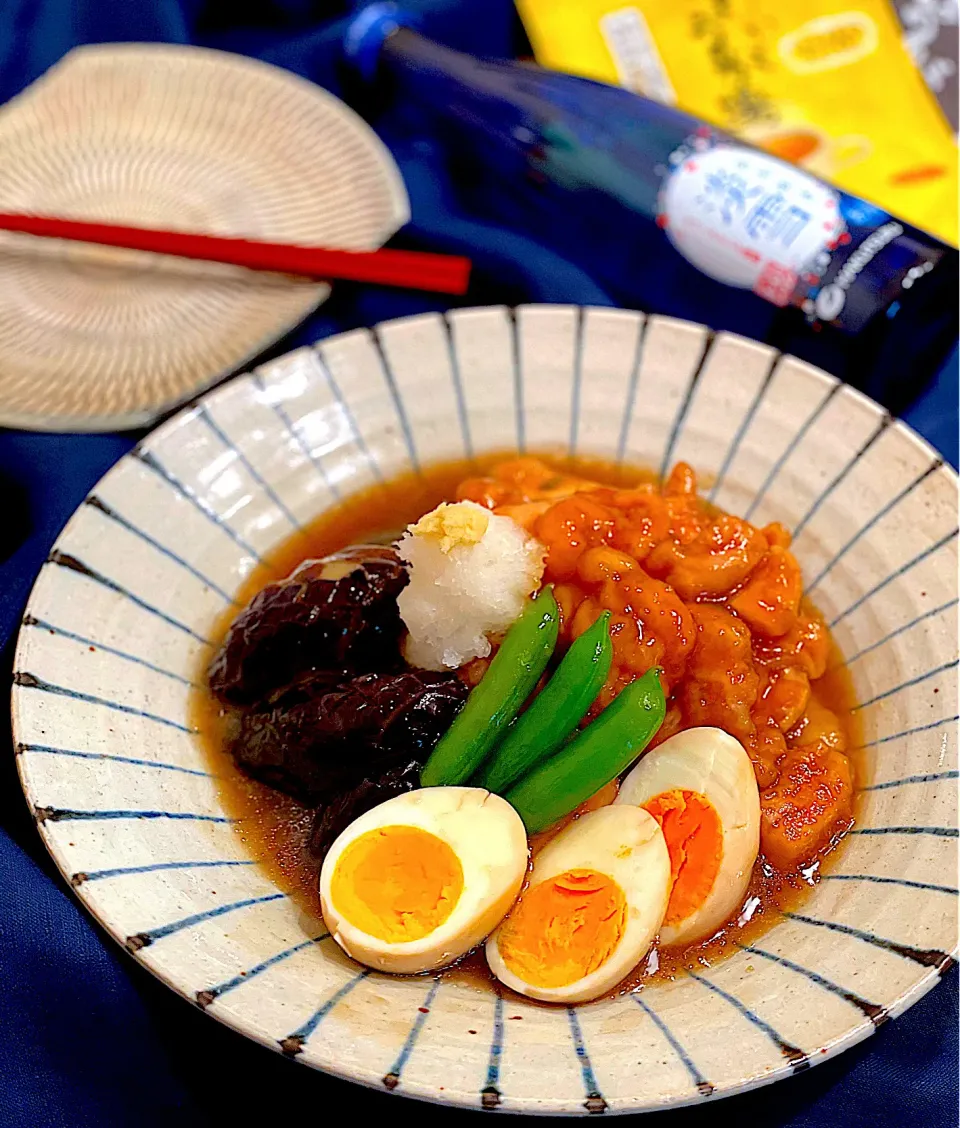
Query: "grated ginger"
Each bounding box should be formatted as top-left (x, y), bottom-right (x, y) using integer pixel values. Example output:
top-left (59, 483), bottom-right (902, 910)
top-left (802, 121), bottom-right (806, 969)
top-left (409, 502), bottom-right (490, 554)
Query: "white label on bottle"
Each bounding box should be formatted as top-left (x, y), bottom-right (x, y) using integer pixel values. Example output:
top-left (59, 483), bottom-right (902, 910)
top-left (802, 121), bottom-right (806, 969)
top-left (659, 145), bottom-right (844, 305)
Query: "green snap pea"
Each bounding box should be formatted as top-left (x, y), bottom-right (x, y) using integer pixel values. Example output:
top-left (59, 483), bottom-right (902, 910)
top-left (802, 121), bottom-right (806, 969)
top-left (420, 589), bottom-right (560, 788)
top-left (475, 611), bottom-right (613, 795)
top-left (504, 667), bottom-right (666, 833)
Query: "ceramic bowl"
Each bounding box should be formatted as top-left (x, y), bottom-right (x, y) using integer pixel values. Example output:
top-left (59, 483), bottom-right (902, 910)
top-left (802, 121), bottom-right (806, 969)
top-left (0, 44), bottom-right (408, 431)
top-left (12, 306), bottom-right (958, 1114)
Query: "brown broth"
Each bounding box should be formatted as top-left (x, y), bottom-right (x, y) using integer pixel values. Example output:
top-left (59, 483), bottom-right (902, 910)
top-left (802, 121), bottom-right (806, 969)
top-left (189, 452), bottom-right (862, 988)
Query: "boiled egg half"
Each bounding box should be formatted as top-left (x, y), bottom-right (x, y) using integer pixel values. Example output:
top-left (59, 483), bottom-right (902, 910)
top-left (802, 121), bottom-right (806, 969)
top-left (320, 786), bottom-right (527, 974)
top-left (486, 804), bottom-right (671, 1003)
top-left (616, 726), bottom-right (760, 947)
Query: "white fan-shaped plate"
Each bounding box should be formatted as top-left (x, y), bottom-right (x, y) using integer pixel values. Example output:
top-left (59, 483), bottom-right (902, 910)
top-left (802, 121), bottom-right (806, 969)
top-left (12, 307), bottom-right (958, 1114)
top-left (0, 44), bottom-right (409, 431)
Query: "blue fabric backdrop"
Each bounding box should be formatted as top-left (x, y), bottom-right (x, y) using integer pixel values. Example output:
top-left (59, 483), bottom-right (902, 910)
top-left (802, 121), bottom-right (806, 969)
top-left (0, 3), bottom-right (955, 1126)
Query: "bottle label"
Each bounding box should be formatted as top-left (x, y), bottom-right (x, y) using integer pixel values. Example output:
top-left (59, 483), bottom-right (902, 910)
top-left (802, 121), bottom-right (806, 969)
top-left (658, 140), bottom-right (844, 306)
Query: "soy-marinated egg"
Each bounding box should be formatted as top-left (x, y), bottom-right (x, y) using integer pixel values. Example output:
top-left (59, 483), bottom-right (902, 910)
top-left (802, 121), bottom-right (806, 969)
top-left (486, 805), bottom-right (671, 1003)
top-left (320, 787), bottom-right (527, 974)
top-left (616, 726), bottom-right (760, 947)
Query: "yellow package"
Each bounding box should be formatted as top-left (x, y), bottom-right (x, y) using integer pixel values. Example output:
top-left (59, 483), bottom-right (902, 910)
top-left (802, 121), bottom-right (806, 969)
top-left (516, 0), bottom-right (958, 244)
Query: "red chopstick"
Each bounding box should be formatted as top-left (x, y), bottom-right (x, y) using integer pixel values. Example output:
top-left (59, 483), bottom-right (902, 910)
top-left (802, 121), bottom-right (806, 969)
top-left (0, 212), bottom-right (472, 295)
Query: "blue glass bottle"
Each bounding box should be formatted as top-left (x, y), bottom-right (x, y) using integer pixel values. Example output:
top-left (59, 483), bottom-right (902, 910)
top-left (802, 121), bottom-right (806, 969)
top-left (346, 4), bottom-right (957, 412)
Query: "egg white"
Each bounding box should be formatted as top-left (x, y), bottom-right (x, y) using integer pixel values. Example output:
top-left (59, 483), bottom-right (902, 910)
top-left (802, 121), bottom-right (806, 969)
top-left (616, 726), bottom-right (760, 946)
top-left (486, 805), bottom-right (671, 1003)
top-left (319, 786), bottom-right (527, 975)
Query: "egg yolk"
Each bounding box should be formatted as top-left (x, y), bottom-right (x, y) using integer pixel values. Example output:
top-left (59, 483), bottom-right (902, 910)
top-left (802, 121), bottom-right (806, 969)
top-left (331, 825), bottom-right (464, 943)
top-left (496, 869), bottom-right (627, 988)
top-left (643, 790), bottom-right (722, 928)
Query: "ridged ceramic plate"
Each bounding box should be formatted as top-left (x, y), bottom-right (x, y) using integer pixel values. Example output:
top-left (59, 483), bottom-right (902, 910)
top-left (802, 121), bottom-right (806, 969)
top-left (0, 44), bottom-right (409, 431)
top-left (12, 307), bottom-right (958, 1114)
